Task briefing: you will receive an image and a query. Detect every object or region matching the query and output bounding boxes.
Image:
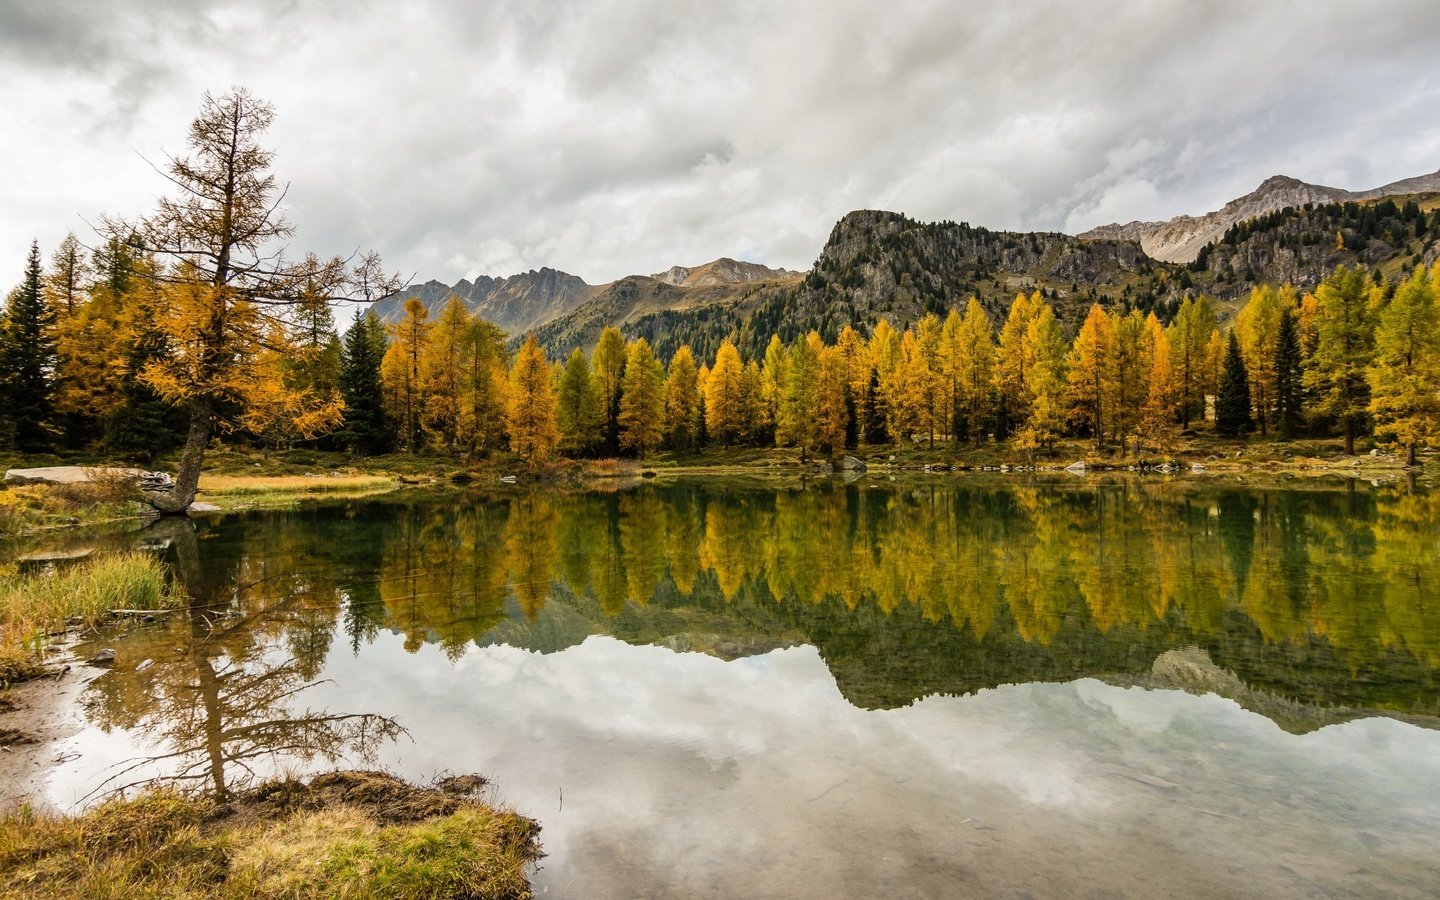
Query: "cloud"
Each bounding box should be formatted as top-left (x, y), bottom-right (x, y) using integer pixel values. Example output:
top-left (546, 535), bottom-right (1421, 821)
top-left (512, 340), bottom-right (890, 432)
top-left (2, 0), bottom-right (1439, 289)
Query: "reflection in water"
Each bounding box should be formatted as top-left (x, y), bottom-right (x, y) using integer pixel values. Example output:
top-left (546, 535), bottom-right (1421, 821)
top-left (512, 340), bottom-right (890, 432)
top-left (14, 476), bottom-right (1440, 896)
top-left (80, 517), bottom-right (403, 800)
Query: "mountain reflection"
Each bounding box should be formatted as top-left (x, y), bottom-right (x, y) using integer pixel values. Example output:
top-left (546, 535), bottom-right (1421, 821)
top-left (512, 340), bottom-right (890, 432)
top-left (83, 478), bottom-right (1440, 749)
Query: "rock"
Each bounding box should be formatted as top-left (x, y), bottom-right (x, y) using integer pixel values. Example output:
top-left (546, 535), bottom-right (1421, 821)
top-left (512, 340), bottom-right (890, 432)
top-left (4, 466), bottom-right (141, 486)
top-left (1370, 448), bottom-right (1383, 457)
top-left (1064, 460), bottom-right (1087, 473)
top-left (1190, 463), bottom-right (1207, 472)
top-left (499, 475), bottom-right (518, 484)
top-left (839, 455), bottom-right (867, 473)
top-left (999, 464), bottom-right (1011, 472)
top-left (135, 658), bottom-right (154, 672)
top-left (187, 501), bottom-right (221, 513)
top-left (87, 648), bottom-right (117, 667)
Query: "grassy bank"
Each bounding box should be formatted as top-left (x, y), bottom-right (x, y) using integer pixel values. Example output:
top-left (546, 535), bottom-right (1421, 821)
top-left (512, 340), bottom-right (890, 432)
top-left (0, 551), bottom-right (176, 683)
top-left (196, 474), bottom-right (399, 509)
top-left (0, 770), bottom-right (542, 899)
top-left (0, 479), bottom-right (148, 538)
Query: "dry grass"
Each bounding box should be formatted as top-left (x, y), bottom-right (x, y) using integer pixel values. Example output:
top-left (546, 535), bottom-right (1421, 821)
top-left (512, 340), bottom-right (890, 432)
top-left (196, 475), bottom-right (397, 507)
top-left (0, 771), bottom-right (542, 899)
top-left (0, 480), bottom-right (145, 537)
top-left (0, 552), bottom-right (176, 684)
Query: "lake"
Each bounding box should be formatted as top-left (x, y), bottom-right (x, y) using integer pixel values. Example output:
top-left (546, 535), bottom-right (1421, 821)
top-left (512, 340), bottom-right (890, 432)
top-left (13, 475), bottom-right (1440, 897)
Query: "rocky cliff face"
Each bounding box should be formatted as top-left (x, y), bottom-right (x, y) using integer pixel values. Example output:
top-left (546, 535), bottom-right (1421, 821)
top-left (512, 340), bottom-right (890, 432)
top-left (1080, 169), bottom-right (1440, 263)
top-left (369, 267), bottom-right (594, 334)
top-left (650, 258), bottom-right (798, 288)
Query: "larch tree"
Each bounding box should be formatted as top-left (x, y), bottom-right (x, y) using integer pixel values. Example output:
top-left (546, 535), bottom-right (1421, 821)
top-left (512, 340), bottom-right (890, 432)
top-left (458, 316), bottom-right (509, 459)
top-left (420, 296), bottom-right (472, 452)
top-left (506, 335), bottom-right (560, 466)
top-left (1235, 285), bottom-right (1285, 434)
top-left (1015, 304), bottom-right (1068, 455)
top-left (1140, 313), bottom-right (1176, 450)
top-left (760, 334), bottom-right (789, 442)
top-left (557, 347), bottom-right (602, 456)
top-left (381, 298), bottom-right (429, 453)
top-left (1367, 265), bottom-right (1440, 465)
top-left (1167, 295), bottom-right (1217, 427)
top-left (814, 344), bottom-right (851, 457)
top-left (115, 88), bottom-right (393, 511)
top-left (779, 333), bottom-right (821, 458)
top-left (704, 340), bottom-right (745, 443)
top-left (739, 360), bottom-right (767, 445)
top-left (663, 345), bottom-right (701, 450)
top-left (1108, 310), bottom-right (1148, 452)
top-left (1068, 303), bottom-right (1113, 450)
top-left (1304, 265), bottom-right (1376, 454)
top-left (618, 338), bottom-right (665, 457)
top-left (593, 327), bottom-right (628, 454)
top-left (992, 291), bottom-right (1039, 438)
top-left (955, 299), bottom-right (995, 444)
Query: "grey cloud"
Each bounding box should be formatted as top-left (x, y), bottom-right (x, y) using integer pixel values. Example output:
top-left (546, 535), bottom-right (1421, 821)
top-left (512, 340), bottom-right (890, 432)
top-left (2, 0), bottom-right (1439, 290)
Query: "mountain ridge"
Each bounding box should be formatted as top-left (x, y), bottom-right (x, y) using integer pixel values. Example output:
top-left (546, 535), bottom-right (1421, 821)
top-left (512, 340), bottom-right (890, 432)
top-left (1079, 169), bottom-right (1440, 263)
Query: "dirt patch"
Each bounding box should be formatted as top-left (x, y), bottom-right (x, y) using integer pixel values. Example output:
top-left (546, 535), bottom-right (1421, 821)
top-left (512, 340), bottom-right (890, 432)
top-left (0, 652), bottom-right (91, 814)
top-left (210, 770), bottom-right (511, 832)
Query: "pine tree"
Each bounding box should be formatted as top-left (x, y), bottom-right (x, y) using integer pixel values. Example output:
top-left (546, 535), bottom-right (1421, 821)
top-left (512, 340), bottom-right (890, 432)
top-left (506, 335), bottom-right (560, 466)
top-left (0, 241), bottom-right (56, 450)
top-left (618, 338), bottom-right (664, 457)
top-left (1367, 265), bottom-right (1440, 465)
top-left (339, 310), bottom-right (392, 455)
top-left (1273, 307), bottom-right (1304, 438)
top-left (663, 345), bottom-right (701, 450)
top-left (1216, 331), bottom-right (1253, 437)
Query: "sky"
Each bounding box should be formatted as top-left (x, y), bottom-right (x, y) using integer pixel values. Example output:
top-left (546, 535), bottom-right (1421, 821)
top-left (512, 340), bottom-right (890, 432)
top-left (2, 0), bottom-right (1438, 290)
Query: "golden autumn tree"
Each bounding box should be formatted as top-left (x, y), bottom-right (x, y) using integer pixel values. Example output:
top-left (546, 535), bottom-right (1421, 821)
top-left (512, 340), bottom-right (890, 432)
top-left (953, 299), bottom-right (995, 444)
top-left (1167, 295), bottom-right (1217, 427)
top-left (814, 344), bottom-right (851, 456)
top-left (1140, 313), bottom-right (1176, 451)
top-left (1108, 309), bottom-right (1148, 452)
top-left (506, 335), bottom-right (560, 466)
top-left (1014, 303), bottom-right (1069, 454)
top-left (704, 340), bottom-right (745, 443)
top-left (419, 295), bottom-right (472, 452)
top-left (618, 338), bottom-right (665, 457)
top-left (1367, 265), bottom-right (1440, 466)
top-left (1068, 303), bottom-right (1113, 450)
top-left (992, 291), bottom-right (1040, 437)
top-left (380, 299), bottom-right (429, 452)
top-left (1235, 285), bottom-right (1286, 434)
top-left (114, 89), bottom-right (392, 512)
top-left (663, 345), bottom-right (701, 450)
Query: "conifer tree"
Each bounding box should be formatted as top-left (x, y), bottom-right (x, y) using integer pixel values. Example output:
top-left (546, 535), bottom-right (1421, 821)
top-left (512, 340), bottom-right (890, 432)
top-left (1140, 313), bottom-right (1176, 451)
top-left (1367, 265), bottom-right (1440, 465)
top-left (1107, 310), bottom-right (1148, 451)
top-left (0, 241), bottom-right (56, 450)
top-left (992, 292), bottom-right (1039, 438)
top-left (1167, 296), bottom-right (1217, 427)
top-left (593, 327), bottom-right (627, 454)
top-left (739, 360), bottom-right (767, 445)
top-left (1216, 331), bottom-right (1252, 437)
top-left (814, 345), bottom-right (851, 457)
top-left (380, 299), bottom-right (429, 452)
top-left (618, 338), bottom-right (664, 457)
top-left (760, 334), bottom-right (789, 442)
top-left (1273, 307), bottom-right (1304, 438)
top-left (458, 317), bottom-right (509, 458)
top-left (557, 347), bottom-right (602, 456)
top-left (1305, 265), bottom-right (1376, 454)
top-left (663, 345), bottom-right (701, 450)
top-left (1067, 304), bottom-right (1112, 450)
top-left (779, 333), bottom-right (820, 456)
top-left (1235, 285), bottom-right (1285, 435)
top-left (506, 335), bottom-right (560, 466)
top-left (704, 340), bottom-right (745, 443)
top-left (420, 296), bottom-right (472, 451)
top-left (1015, 305), bottom-right (1068, 454)
top-left (339, 310), bottom-right (391, 455)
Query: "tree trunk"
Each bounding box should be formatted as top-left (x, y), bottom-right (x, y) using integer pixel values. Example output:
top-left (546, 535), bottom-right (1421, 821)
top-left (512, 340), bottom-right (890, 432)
top-left (1343, 417), bottom-right (1355, 456)
top-left (1407, 443), bottom-right (1417, 467)
top-left (147, 398), bottom-right (212, 514)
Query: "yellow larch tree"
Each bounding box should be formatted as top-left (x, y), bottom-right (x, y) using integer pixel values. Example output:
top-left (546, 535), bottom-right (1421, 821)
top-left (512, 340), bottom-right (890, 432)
top-left (506, 335), bottom-right (560, 466)
top-left (663, 345), bottom-right (701, 450)
top-left (704, 340), bottom-right (745, 443)
top-left (814, 344), bottom-right (852, 457)
top-left (1367, 265), bottom-right (1440, 466)
top-left (992, 291), bottom-right (1040, 438)
top-left (1068, 303), bottom-right (1113, 450)
top-left (618, 337), bottom-right (665, 457)
top-left (380, 298), bottom-right (430, 452)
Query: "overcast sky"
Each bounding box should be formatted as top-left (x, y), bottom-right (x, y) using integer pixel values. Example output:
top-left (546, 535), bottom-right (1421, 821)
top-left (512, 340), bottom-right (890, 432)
top-left (2, 0), bottom-right (1438, 290)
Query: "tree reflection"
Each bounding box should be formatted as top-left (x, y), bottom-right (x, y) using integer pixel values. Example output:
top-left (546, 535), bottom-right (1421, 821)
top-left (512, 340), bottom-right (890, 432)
top-left (84, 516), bottom-right (404, 800)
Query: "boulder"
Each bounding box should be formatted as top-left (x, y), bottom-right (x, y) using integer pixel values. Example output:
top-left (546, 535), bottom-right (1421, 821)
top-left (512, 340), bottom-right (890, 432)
top-left (839, 455), bottom-right (867, 473)
top-left (4, 466), bottom-right (141, 486)
top-left (1064, 460), bottom-right (1087, 473)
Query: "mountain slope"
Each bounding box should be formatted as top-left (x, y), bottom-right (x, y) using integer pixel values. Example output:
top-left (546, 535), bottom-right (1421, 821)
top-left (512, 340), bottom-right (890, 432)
top-left (1080, 169), bottom-right (1440, 263)
top-left (369, 267), bottom-right (595, 333)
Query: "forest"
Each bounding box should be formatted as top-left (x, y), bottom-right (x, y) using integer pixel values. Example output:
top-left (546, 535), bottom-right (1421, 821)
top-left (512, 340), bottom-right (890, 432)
top-left (1, 89), bottom-right (1439, 483)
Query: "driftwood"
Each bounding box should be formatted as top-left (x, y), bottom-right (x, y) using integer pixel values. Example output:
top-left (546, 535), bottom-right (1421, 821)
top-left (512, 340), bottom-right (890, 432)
top-left (109, 609), bottom-right (178, 618)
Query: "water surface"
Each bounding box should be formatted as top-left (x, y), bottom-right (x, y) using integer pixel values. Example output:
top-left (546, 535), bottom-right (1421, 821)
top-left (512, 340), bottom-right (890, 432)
top-left (14, 476), bottom-right (1440, 897)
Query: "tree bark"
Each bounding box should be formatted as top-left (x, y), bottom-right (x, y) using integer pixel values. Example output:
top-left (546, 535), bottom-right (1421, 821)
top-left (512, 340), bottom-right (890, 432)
top-left (1343, 417), bottom-right (1355, 456)
top-left (1407, 443), bottom-right (1417, 467)
top-left (146, 397), bottom-right (213, 514)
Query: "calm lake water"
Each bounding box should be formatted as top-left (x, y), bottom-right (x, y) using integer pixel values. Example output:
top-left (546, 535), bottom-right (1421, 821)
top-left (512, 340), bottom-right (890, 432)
top-left (11, 476), bottom-right (1440, 897)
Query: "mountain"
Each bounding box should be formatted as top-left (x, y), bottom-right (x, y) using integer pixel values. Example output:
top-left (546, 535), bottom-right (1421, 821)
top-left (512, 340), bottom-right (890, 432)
top-left (368, 267), bottom-right (594, 333)
top-left (650, 258), bottom-right (798, 287)
top-left (1080, 169), bottom-right (1440, 263)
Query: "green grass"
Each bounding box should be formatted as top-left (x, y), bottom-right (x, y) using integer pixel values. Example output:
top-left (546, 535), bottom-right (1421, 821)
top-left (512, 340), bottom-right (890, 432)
top-left (0, 772), bottom-right (542, 899)
top-left (0, 552), bottom-right (177, 683)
